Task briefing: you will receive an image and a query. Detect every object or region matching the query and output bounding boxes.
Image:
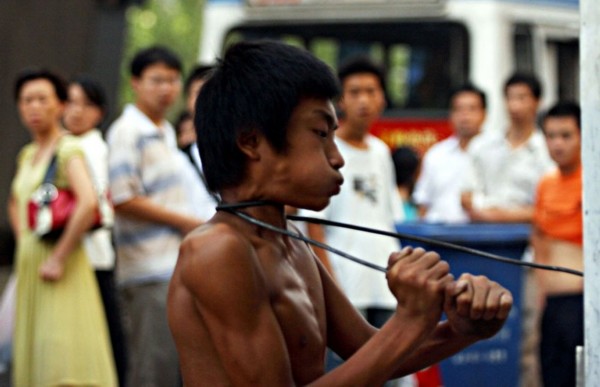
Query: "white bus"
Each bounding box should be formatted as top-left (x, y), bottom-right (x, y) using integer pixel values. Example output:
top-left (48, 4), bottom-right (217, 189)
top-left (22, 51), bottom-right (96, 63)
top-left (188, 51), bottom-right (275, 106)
top-left (198, 0), bottom-right (579, 152)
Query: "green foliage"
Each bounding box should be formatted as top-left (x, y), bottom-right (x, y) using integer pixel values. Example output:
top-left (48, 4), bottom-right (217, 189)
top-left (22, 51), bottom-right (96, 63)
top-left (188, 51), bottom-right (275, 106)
top-left (119, 0), bottom-right (205, 116)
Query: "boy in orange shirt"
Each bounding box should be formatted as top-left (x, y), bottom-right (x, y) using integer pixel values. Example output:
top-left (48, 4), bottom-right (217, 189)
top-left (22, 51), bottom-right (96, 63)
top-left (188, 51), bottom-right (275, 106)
top-left (532, 101), bottom-right (583, 387)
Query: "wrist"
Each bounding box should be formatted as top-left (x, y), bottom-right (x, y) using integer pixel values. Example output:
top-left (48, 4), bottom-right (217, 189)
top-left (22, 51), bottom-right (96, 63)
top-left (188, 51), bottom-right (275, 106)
top-left (47, 251), bottom-right (66, 266)
top-left (439, 320), bottom-right (480, 344)
top-left (389, 309), bottom-right (438, 343)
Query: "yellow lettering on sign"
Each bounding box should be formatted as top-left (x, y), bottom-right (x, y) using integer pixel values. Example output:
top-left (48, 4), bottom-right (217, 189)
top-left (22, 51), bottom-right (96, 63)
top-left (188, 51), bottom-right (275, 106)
top-left (378, 129), bottom-right (440, 153)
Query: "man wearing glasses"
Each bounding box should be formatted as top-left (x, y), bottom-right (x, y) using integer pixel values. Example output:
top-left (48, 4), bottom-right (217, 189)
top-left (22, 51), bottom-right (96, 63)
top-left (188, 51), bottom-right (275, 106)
top-left (107, 46), bottom-right (203, 387)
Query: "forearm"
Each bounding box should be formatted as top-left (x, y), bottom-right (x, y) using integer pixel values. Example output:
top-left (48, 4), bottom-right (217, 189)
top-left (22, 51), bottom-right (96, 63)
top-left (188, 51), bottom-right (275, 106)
top-left (115, 196), bottom-right (201, 234)
top-left (417, 205), bottom-right (428, 219)
top-left (389, 321), bottom-right (477, 377)
top-left (7, 195), bottom-right (20, 240)
top-left (470, 206), bottom-right (533, 223)
top-left (530, 226), bottom-right (550, 263)
top-left (51, 196), bottom-right (97, 264)
top-left (310, 314), bottom-right (432, 387)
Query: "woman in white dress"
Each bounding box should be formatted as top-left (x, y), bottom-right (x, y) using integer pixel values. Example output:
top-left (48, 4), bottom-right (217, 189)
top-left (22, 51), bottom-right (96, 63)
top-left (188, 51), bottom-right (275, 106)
top-left (64, 75), bottom-right (127, 386)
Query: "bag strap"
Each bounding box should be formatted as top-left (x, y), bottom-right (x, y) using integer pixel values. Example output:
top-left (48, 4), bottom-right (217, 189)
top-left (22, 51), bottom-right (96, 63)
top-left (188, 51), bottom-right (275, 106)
top-left (42, 153), bottom-right (59, 185)
top-left (41, 135), bottom-right (65, 185)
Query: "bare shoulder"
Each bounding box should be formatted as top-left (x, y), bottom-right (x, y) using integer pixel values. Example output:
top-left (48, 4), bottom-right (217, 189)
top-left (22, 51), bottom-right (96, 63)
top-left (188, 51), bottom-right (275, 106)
top-left (179, 222), bottom-right (253, 268)
top-left (175, 221), bottom-right (262, 298)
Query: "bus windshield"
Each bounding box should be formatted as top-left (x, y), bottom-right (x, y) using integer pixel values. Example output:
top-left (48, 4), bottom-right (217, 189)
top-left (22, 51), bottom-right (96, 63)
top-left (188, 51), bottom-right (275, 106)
top-left (225, 21), bottom-right (469, 117)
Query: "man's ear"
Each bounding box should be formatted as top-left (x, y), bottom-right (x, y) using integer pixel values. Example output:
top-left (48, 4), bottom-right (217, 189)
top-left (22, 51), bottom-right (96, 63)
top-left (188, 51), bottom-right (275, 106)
top-left (236, 129), bottom-right (262, 160)
top-left (130, 77), bottom-right (141, 95)
top-left (337, 96), bottom-right (346, 114)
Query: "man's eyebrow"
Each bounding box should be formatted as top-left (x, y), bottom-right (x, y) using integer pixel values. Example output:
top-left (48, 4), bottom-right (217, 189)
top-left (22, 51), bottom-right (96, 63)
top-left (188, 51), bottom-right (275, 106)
top-left (313, 108), bottom-right (339, 130)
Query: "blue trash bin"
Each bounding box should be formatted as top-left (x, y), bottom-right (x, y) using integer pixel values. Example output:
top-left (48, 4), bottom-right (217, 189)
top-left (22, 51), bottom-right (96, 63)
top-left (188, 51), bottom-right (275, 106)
top-left (395, 222), bottom-right (531, 387)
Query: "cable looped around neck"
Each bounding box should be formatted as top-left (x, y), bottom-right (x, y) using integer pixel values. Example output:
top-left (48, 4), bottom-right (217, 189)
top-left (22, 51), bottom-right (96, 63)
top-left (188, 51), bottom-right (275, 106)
top-left (215, 202), bottom-right (584, 277)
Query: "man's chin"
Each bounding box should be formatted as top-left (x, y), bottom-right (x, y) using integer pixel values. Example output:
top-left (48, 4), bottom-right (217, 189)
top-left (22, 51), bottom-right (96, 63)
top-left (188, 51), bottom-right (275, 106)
top-left (296, 199), bottom-right (331, 213)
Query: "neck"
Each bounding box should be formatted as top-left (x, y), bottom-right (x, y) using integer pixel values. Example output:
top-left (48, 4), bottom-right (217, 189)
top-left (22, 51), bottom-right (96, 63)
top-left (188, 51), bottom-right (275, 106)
top-left (458, 134), bottom-right (475, 150)
top-left (337, 123), bottom-right (368, 148)
top-left (397, 186), bottom-right (411, 201)
top-left (559, 160), bottom-right (581, 176)
top-left (136, 102), bottom-right (165, 126)
top-left (34, 125), bottom-right (63, 148)
top-left (218, 199), bottom-right (288, 230)
top-left (506, 124), bottom-right (534, 147)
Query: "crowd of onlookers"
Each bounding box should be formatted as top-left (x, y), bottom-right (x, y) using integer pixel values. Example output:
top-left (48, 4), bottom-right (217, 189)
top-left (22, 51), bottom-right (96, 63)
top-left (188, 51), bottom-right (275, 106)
top-left (298, 54), bottom-right (582, 387)
top-left (3, 46), bottom-right (217, 387)
top-left (0, 41), bottom-right (583, 387)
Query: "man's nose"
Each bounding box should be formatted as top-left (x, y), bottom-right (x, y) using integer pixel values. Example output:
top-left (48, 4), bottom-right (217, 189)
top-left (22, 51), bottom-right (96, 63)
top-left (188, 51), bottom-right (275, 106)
top-left (329, 144), bottom-right (345, 170)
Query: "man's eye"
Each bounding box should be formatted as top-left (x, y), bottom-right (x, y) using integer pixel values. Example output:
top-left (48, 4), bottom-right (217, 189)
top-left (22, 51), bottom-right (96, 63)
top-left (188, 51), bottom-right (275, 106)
top-left (314, 129), bottom-right (328, 138)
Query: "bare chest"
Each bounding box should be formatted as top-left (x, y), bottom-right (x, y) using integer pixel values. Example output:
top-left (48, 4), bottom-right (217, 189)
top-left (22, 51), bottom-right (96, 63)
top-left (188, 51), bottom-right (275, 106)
top-left (258, 240), bottom-right (328, 379)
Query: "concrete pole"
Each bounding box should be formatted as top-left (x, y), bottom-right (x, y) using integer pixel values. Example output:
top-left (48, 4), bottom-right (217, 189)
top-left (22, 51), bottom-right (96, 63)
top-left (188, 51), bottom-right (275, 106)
top-left (581, 0), bottom-right (600, 385)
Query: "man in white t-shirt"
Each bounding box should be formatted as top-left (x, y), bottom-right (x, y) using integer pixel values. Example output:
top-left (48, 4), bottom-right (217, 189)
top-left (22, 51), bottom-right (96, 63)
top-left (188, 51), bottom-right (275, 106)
top-left (304, 56), bottom-right (403, 318)
top-left (413, 84), bottom-right (486, 223)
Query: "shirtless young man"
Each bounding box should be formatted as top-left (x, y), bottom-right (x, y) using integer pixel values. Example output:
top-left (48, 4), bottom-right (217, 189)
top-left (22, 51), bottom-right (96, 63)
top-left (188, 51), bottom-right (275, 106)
top-left (531, 102), bottom-right (583, 387)
top-left (167, 41), bottom-right (513, 386)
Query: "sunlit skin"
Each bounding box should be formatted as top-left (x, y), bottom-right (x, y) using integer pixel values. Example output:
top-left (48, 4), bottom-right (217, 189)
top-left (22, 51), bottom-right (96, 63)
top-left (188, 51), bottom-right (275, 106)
top-left (131, 62), bottom-right (181, 125)
top-left (337, 73), bottom-right (386, 148)
top-left (450, 91), bottom-right (486, 149)
top-left (168, 97), bottom-right (512, 386)
top-left (64, 84), bottom-right (104, 135)
top-left (222, 98), bottom-right (345, 212)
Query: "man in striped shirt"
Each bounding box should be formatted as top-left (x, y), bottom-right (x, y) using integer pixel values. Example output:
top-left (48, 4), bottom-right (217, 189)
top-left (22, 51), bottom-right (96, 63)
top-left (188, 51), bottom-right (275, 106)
top-left (107, 46), bottom-right (203, 387)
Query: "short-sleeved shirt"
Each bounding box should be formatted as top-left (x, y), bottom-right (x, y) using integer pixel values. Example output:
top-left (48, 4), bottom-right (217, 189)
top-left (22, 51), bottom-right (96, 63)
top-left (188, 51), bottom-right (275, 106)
top-left (463, 130), bottom-right (555, 209)
top-left (77, 129), bottom-right (115, 270)
top-left (533, 165), bottom-right (582, 246)
top-left (12, 135), bottom-right (85, 237)
top-left (413, 135), bottom-right (472, 223)
top-left (107, 104), bottom-right (193, 285)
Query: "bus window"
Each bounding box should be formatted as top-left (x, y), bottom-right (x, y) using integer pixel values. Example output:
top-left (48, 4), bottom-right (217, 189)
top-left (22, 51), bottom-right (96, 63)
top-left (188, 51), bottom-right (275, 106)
top-left (514, 24), bottom-right (535, 74)
top-left (555, 39), bottom-right (579, 102)
top-left (388, 44), bottom-right (411, 107)
top-left (225, 21), bottom-right (469, 113)
top-left (309, 38), bottom-right (339, 69)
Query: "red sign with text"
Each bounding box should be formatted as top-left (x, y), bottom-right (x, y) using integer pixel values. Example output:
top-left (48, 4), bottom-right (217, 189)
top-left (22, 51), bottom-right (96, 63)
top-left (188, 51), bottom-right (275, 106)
top-left (369, 118), bottom-right (453, 155)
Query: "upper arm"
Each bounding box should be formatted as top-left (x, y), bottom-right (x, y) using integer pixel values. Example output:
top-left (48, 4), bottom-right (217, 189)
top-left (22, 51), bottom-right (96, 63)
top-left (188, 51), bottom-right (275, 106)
top-left (65, 155), bottom-right (97, 206)
top-left (57, 139), bottom-right (97, 207)
top-left (462, 155), bottom-right (479, 193)
top-left (108, 130), bottom-right (142, 205)
top-left (179, 229), bottom-right (295, 386)
top-left (305, 223), bottom-right (333, 273)
top-left (7, 194), bottom-right (19, 238)
top-left (412, 155), bottom-right (431, 206)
